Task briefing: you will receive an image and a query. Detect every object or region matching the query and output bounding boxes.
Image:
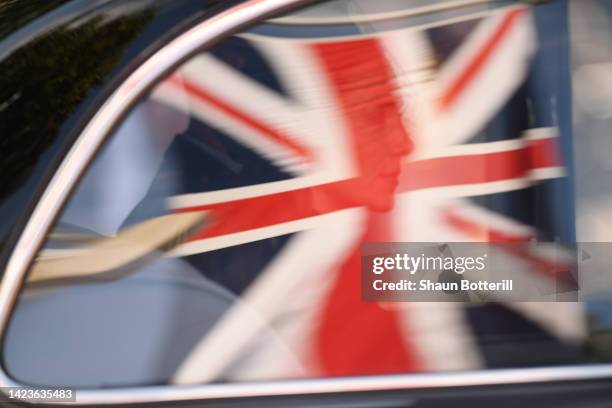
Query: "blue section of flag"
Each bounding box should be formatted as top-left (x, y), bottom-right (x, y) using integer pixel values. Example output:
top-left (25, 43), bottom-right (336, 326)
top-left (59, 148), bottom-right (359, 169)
top-left (530, 0), bottom-right (575, 243)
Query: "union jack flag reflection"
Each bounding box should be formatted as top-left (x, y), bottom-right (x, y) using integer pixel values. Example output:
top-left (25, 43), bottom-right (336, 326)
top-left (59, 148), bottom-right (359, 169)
top-left (17, 0), bottom-right (588, 388)
top-left (156, 1), bottom-right (584, 382)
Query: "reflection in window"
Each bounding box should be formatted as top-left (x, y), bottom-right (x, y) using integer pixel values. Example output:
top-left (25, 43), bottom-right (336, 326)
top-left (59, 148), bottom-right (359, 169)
top-left (4, 0), bottom-right (604, 388)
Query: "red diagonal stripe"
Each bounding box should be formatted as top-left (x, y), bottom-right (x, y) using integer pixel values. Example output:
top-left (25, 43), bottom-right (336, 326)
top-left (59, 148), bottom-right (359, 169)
top-left (440, 8), bottom-right (526, 110)
top-left (167, 76), bottom-right (314, 162)
top-left (442, 207), bottom-right (575, 281)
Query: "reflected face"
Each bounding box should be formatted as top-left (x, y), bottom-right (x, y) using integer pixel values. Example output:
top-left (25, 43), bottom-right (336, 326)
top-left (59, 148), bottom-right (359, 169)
top-left (337, 100), bottom-right (412, 212)
top-left (362, 94), bottom-right (413, 209)
top-left (313, 39), bottom-right (413, 211)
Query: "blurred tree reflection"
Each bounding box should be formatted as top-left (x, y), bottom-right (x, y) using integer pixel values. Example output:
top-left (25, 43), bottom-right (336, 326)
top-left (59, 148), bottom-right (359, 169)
top-left (0, 0), bottom-right (71, 38)
top-left (0, 9), bottom-right (154, 249)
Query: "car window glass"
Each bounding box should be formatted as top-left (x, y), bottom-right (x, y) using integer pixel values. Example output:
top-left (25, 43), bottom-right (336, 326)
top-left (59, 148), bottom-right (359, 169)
top-left (4, 0), bottom-right (611, 389)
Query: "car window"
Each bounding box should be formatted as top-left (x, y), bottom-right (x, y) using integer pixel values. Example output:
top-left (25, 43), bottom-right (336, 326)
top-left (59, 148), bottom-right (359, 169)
top-left (3, 0), bottom-right (610, 390)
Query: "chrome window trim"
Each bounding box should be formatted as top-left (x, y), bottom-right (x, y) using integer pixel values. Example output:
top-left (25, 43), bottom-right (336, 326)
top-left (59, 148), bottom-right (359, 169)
top-left (1, 0), bottom-right (612, 405)
top-left (270, 0), bottom-right (511, 25)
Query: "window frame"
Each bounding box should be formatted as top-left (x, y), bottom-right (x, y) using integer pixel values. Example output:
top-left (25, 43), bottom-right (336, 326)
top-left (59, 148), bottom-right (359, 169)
top-left (1, 0), bottom-right (612, 405)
